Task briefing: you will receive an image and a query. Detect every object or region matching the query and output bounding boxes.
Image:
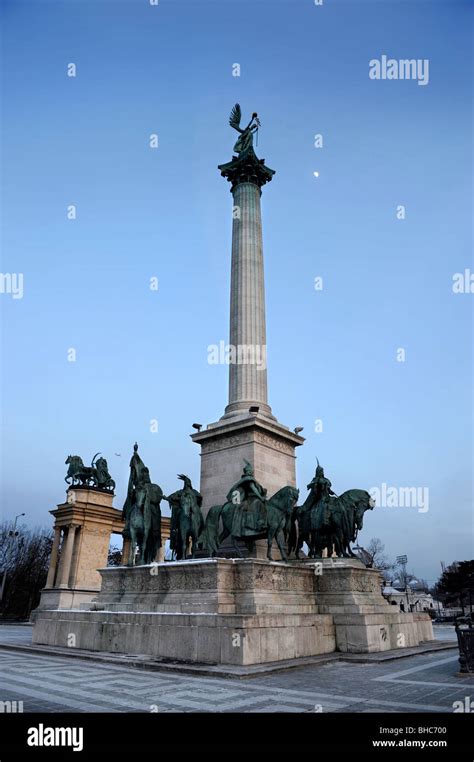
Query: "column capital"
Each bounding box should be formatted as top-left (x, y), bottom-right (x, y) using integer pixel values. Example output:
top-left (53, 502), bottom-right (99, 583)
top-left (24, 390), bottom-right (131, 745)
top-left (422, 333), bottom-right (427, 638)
top-left (218, 148), bottom-right (275, 192)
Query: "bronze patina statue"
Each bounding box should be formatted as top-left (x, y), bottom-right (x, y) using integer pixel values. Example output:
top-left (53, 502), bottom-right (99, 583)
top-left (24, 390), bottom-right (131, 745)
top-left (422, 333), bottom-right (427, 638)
top-left (229, 103), bottom-right (260, 156)
top-left (226, 460), bottom-right (268, 536)
top-left (292, 460), bottom-right (375, 559)
top-left (164, 475), bottom-right (204, 560)
top-left (94, 456), bottom-right (115, 491)
top-left (218, 104), bottom-right (275, 190)
top-left (65, 453), bottom-right (115, 492)
top-left (122, 443), bottom-right (163, 566)
top-left (200, 461), bottom-right (299, 561)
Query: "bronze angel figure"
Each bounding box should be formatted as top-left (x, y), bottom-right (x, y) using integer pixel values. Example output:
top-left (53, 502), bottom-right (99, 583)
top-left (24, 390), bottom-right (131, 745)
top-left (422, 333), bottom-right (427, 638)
top-left (229, 103), bottom-right (261, 156)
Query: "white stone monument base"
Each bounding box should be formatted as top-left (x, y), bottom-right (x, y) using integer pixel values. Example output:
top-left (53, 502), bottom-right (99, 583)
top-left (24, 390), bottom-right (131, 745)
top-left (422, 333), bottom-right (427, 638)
top-left (32, 586), bottom-right (101, 616)
top-left (32, 558), bottom-right (434, 666)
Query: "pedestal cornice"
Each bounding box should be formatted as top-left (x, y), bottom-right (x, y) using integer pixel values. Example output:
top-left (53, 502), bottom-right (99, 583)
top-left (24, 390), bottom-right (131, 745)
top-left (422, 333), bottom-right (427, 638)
top-left (218, 148), bottom-right (275, 192)
top-left (191, 413), bottom-right (305, 454)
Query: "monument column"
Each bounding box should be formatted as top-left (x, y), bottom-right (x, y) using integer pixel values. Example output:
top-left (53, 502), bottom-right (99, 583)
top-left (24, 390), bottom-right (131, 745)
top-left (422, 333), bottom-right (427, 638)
top-left (45, 526), bottom-right (61, 588)
top-left (225, 180), bottom-right (271, 418)
top-left (192, 106), bottom-right (304, 527)
top-left (57, 524), bottom-right (78, 588)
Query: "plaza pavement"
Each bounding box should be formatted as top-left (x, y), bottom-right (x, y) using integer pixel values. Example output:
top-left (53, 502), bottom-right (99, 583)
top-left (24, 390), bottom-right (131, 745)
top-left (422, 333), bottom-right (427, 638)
top-left (0, 624), bottom-right (471, 713)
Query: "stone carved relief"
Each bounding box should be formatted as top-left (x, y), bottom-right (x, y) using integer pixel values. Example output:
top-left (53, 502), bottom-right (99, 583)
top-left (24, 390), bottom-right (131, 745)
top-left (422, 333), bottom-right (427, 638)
top-left (201, 430), bottom-right (295, 456)
top-left (254, 432), bottom-right (294, 455)
top-left (201, 433), bottom-right (253, 454)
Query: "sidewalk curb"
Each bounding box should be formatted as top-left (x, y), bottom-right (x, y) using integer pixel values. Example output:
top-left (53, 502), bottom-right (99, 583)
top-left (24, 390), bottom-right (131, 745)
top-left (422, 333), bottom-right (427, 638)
top-left (0, 639), bottom-right (458, 680)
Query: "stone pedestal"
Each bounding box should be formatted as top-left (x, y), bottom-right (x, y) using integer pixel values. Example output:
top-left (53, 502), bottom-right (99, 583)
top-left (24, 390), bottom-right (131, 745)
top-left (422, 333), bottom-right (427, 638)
top-left (313, 558), bottom-right (434, 653)
top-left (191, 413), bottom-right (303, 517)
top-left (33, 490), bottom-right (173, 616)
top-left (32, 558), bottom-right (434, 666)
top-left (33, 488), bottom-right (124, 615)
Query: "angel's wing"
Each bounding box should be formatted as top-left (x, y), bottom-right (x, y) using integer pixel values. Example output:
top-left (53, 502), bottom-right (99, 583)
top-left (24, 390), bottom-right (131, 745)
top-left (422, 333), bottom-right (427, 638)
top-left (229, 103), bottom-right (241, 131)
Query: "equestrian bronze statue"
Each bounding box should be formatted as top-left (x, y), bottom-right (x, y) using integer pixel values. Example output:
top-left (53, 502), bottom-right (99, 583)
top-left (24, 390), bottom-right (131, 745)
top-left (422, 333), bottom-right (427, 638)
top-left (122, 443), bottom-right (164, 566)
top-left (291, 460), bottom-right (375, 559)
top-left (200, 461), bottom-right (299, 561)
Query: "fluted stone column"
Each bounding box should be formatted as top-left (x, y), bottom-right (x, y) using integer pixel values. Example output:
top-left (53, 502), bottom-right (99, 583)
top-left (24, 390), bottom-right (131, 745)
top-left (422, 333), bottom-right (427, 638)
top-left (45, 526), bottom-right (61, 588)
top-left (57, 524), bottom-right (77, 589)
top-left (191, 145), bottom-right (304, 526)
top-left (225, 181), bottom-right (271, 417)
top-left (218, 148), bottom-right (275, 420)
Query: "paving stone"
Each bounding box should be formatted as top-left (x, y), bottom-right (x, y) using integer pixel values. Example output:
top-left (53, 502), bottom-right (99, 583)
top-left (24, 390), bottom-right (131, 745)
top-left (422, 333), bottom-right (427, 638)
top-left (0, 625), bottom-right (471, 713)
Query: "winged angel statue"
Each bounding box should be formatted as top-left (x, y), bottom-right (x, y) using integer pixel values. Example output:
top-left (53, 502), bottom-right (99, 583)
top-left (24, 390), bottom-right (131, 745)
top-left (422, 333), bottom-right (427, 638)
top-left (229, 103), bottom-right (261, 156)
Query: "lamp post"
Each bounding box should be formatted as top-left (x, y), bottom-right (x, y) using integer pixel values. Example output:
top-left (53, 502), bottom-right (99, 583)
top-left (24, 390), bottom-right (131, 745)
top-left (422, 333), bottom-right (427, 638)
top-left (8, 513), bottom-right (25, 537)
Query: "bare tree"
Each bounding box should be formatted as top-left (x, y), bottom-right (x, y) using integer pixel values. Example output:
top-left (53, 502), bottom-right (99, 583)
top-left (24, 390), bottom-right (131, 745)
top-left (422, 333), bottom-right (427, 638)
top-left (359, 537), bottom-right (393, 571)
top-left (0, 521), bottom-right (52, 620)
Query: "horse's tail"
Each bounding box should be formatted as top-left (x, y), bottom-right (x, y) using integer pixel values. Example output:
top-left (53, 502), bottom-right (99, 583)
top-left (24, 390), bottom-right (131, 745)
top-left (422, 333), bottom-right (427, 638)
top-left (91, 452), bottom-right (101, 467)
top-left (199, 504), bottom-right (223, 556)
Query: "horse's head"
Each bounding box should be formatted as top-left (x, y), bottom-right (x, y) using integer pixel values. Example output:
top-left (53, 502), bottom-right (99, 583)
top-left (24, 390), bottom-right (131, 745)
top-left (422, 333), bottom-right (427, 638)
top-left (355, 494), bottom-right (374, 530)
top-left (270, 485), bottom-right (299, 514)
top-left (65, 455), bottom-right (71, 465)
top-left (289, 486), bottom-right (300, 506)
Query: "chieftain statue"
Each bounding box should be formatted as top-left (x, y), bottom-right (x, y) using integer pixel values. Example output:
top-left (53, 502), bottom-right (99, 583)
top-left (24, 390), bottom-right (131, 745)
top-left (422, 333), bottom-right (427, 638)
top-left (65, 453), bottom-right (115, 492)
top-left (122, 443), bottom-right (164, 566)
top-left (198, 458), bottom-right (374, 561)
top-left (291, 460), bottom-right (375, 559)
top-left (165, 475), bottom-right (204, 560)
top-left (200, 460), bottom-right (299, 561)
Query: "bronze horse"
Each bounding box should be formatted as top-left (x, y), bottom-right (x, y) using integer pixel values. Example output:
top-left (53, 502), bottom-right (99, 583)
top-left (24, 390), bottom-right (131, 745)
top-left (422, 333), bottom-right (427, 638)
top-left (201, 486), bottom-right (299, 561)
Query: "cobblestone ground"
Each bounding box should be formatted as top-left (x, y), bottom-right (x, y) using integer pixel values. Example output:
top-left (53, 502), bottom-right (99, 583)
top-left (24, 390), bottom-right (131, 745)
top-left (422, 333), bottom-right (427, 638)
top-left (0, 625), bottom-right (471, 713)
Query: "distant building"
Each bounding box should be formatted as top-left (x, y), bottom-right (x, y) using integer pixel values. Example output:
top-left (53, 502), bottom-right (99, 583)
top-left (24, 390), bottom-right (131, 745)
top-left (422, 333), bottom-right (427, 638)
top-left (382, 585), bottom-right (442, 614)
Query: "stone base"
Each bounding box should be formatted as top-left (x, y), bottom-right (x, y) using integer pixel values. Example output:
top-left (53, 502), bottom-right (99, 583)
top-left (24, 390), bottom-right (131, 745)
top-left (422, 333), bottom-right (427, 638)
top-left (333, 611), bottom-right (435, 653)
top-left (32, 558), bottom-right (434, 666)
top-left (310, 557), bottom-right (434, 653)
top-left (32, 611), bottom-right (335, 666)
top-left (31, 587), bottom-right (100, 620)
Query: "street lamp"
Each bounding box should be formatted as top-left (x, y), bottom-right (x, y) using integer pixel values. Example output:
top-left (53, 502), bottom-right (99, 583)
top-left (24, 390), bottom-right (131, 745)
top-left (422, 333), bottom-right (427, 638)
top-left (8, 513), bottom-right (26, 537)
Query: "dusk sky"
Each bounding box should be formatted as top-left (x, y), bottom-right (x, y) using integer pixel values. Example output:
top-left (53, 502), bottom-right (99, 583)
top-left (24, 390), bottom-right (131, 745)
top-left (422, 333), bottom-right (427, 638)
top-left (1, 0), bottom-right (472, 585)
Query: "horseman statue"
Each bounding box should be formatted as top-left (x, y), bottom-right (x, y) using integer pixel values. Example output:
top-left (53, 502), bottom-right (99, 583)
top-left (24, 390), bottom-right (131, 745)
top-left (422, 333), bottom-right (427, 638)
top-left (292, 460), bottom-right (375, 559)
top-left (228, 460), bottom-right (268, 537)
top-left (165, 475), bottom-right (204, 560)
top-left (200, 460), bottom-right (299, 561)
top-left (122, 443), bottom-right (164, 566)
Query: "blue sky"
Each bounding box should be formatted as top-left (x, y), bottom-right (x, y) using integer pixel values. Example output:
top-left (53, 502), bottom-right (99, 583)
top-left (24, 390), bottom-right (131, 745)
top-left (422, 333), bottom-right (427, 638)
top-left (1, 0), bottom-right (472, 584)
